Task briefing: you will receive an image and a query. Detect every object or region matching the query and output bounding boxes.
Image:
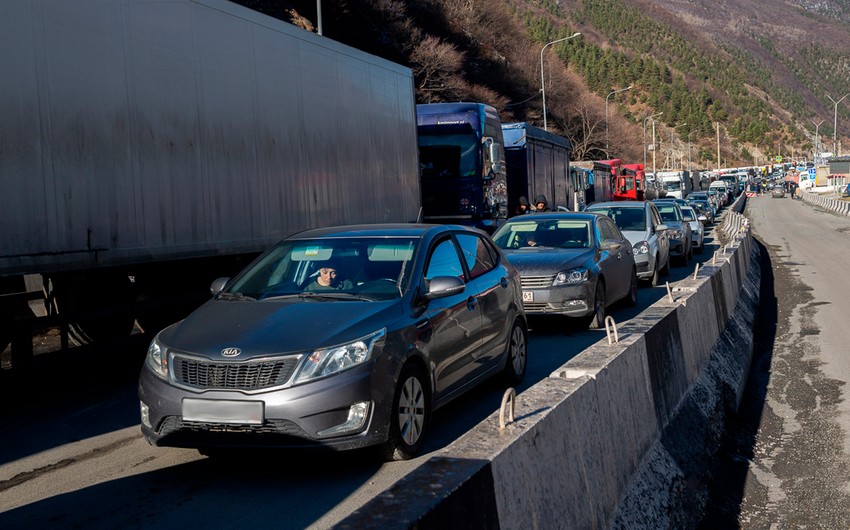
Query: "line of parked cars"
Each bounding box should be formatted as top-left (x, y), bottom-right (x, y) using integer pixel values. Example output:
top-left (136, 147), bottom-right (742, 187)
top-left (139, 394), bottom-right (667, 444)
top-left (138, 192), bottom-right (723, 462)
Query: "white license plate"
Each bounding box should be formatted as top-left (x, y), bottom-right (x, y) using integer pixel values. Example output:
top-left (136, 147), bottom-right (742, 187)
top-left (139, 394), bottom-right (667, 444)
top-left (522, 291), bottom-right (534, 302)
top-left (182, 399), bottom-right (264, 424)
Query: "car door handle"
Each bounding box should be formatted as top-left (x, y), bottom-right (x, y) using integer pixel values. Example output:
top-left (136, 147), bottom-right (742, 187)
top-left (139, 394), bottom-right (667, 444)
top-left (467, 297), bottom-right (478, 310)
top-left (500, 277), bottom-right (509, 288)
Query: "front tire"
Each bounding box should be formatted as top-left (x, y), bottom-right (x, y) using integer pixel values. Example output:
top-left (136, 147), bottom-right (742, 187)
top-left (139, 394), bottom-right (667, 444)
top-left (502, 320), bottom-right (527, 385)
top-left (381, 363), bottom-right (429, 461)
top-left (648, 254), bottom-right (660, 286)
top-left (624, 269), bottom-right (638, 307)
top-left (581, 280), bottom-right (606, 329)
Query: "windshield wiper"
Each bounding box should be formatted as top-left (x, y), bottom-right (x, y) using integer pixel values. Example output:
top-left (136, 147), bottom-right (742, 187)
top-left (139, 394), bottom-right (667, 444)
top-left (297, 292), bottom-right (374, 302)
top-left (217, 292), bottom-right (257, 302)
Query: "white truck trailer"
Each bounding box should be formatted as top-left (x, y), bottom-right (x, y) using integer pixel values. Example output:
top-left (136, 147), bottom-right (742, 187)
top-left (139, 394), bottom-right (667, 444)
top-left (0, 0), bottom-right (421, 365)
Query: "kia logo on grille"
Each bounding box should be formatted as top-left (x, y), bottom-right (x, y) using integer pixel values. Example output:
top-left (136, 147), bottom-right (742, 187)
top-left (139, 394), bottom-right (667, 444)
top-left (221, 347), bottom-right (241, 357)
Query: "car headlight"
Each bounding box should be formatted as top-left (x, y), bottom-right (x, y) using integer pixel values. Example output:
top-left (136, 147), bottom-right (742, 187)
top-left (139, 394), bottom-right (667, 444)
top-left (293, 329), bottom-right (386, 384)
top-left (553, 268), bottom-right (589, 285)
top-left (145, 334), bottom-right (169, 380)
top-left (669, 229), bottom-right (684, 239)
top-left (632, 240), bottom-right (650, 254)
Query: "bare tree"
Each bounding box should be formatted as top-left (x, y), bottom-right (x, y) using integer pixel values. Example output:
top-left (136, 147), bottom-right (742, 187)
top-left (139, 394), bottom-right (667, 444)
top-left (560, 97), bottom-right (605, 161)
top-left (410, 35), bottom-right (466, 101)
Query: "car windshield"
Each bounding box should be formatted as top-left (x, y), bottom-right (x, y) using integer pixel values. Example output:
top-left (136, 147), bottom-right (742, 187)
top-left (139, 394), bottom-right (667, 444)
top-left (493, 219), bottom-right (592, 249)
top-left (223, 237), bottom-right (419, 301)
top-left (586, 206), bottom-right (646, 232)
top-left (655, 204), bottom-right (682, 222)
top-left (681, 208), bottom-right (696, 222)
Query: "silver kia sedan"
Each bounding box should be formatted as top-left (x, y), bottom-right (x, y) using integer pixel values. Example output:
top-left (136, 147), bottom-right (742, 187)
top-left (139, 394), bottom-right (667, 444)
top-left (138, 224), bottom-right (527, 461)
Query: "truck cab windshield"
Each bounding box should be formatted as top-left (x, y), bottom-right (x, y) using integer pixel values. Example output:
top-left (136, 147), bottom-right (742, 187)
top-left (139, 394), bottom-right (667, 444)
top-left (419, 129), bottom-right (479, 179)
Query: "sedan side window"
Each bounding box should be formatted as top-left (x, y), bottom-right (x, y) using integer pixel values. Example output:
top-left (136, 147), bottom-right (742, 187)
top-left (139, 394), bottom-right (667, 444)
top-left (598, 218), bottom-right (620, 242)
top-left (455, 233), bottom-right (497, 280)
top-left (425, 239), bottom-right (465, 281)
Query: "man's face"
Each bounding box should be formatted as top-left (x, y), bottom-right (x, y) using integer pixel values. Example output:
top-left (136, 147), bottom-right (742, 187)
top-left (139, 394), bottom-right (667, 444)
top-left (536, 202), bottom-right (545, 210)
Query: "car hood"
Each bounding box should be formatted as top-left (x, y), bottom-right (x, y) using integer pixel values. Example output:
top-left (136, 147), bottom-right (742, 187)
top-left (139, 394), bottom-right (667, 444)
top-left (619, 230), bottom-right (650, 247)
top-left (158, 298), bottom-right (403, 359)
top-left (663, 220), bottom-right (687, 231)
top-left (502, 247), bottom-right (595, 274)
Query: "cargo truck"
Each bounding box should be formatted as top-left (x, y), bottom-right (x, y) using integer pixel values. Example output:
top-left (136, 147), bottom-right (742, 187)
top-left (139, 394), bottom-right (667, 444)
top-left (416, 103), bottom-right (507, 232)
top-left (0, 0), bottom-right (421, 366)
top-left (500, 122), bottom-right (579, 213)
top-left (657, 170), bottom-right (692, 199)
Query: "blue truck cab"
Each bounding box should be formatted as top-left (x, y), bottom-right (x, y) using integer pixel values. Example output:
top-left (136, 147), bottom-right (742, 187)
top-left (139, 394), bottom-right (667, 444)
top-left (416, 103), bottom-right (507, 232)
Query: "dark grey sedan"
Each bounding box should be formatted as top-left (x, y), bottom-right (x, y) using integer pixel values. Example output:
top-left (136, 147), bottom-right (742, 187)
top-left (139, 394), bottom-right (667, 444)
top-left (492, 212), bottom-right (637, 329)
top-left (653, 200), bottom-right (693, 265)
top-left (138, 224), bottom-right (527, 461)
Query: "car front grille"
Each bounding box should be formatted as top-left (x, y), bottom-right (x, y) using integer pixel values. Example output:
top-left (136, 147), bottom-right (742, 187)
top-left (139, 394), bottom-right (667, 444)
top-left (172, 355), bottom-right (299, 391)
top-left (161, 416), bottom-right (306, 436)
top-left (520, 275), bottom-right (555, 289)
top-left (523, 302), bottom-right (551, 312)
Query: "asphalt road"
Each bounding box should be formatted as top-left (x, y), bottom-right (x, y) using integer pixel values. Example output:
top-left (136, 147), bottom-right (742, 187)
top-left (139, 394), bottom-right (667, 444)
top-left (703, 193), bottom-right (850, 527)
top-left (0, 223), bottom-right (722, 530)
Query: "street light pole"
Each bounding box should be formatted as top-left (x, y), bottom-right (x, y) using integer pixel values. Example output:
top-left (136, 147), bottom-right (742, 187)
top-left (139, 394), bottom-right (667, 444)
top-left (316, 0), bottom-right (323, 35)
top-left (827, 93), bottom-right (848, 157)
top-left (540, 32), bottom-right (581, 131)
top-left (811, 118), bottom-right (824, 163)
top-left (605, 85), bottom-right (632, 155)
top-left (643, 112), bottom-right (663, 170)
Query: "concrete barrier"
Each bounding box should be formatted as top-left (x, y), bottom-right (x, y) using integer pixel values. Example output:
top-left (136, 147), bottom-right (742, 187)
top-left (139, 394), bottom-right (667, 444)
top-left (800, 190), bottom-right (850, 217)
top-left (337, 198), bottom-right (757, 529)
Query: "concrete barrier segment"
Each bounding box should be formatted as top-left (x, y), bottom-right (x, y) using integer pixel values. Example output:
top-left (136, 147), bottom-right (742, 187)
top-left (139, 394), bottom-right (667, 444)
top-left (336, 209), bottom-right (756, 530)
top-left (611, 241), bottom-right (761, 526)
top-left (335, 456), bottom-right (499, 530)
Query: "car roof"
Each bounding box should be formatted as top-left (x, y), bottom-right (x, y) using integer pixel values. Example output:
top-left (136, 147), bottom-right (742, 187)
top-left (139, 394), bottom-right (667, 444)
top-left (586, 201), bottom-right (649, 209)
top-left (287, 223), bottom-right (473, 239)
top-left (506, 212), bottom-right (604, 222)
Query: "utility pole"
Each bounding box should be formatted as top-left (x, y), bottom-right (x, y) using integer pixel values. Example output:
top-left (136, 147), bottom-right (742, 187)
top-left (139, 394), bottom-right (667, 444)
top-left (605, 85), bottom-right (632, 155)
top-left (827, 93), bottom-right (848, 157)
top-left (652, 121), bottom-right (657, 176)
top-left (715, 122), bottom-right (720, 170)
top-left (812, 119), bottom-right (824, 164)
top-left (540, 33), bottom-right (581, 131)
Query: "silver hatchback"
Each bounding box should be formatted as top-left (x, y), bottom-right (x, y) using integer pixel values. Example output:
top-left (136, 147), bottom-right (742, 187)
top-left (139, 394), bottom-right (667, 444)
top-left (585, 201), bottom-right (670, 286)
top-left (138, 224), bottom-right (527, 461)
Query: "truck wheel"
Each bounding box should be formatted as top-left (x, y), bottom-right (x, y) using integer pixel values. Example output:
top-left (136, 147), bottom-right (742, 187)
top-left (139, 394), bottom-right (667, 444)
top-left (57, 273), bottom-right (136, 346)
top-left (0, 312), bottom-right (11, 354)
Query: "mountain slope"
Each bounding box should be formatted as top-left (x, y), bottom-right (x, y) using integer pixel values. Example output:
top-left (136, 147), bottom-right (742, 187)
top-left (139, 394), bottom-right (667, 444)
top-left (235, 0), bottom-right (850, 167)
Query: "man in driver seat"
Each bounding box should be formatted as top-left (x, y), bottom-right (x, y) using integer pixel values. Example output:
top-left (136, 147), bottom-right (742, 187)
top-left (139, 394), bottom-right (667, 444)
top-left (304, 261), bottom-right (353, 292)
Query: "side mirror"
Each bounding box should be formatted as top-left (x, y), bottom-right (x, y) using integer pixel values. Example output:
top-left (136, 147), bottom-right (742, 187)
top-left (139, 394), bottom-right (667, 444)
top-left (483, 137), bottom-right (503, 176)
top-left (210, 277), bottom-right (230, 296)
top-left (423, 276), bottom-right (465, 301)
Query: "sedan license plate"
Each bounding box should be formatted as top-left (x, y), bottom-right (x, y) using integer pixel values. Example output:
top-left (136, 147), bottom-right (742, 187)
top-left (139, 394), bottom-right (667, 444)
top-left (522, 291), bottom-right (534, 302)
top-left (182, 398), bottom-right (264, 425)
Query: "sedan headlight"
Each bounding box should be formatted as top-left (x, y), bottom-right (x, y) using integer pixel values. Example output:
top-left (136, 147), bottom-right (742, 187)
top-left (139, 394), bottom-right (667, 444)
top-left (668, 229), bottom-right (684, 239)
top-left (145, 334), bottom-right (169, 380)
top-left (293, 329), bottom-right (386, 384)
top-left (632, 240), bottom-right (650, 254)
top-left (553, 268), bottom-right (589, 286)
